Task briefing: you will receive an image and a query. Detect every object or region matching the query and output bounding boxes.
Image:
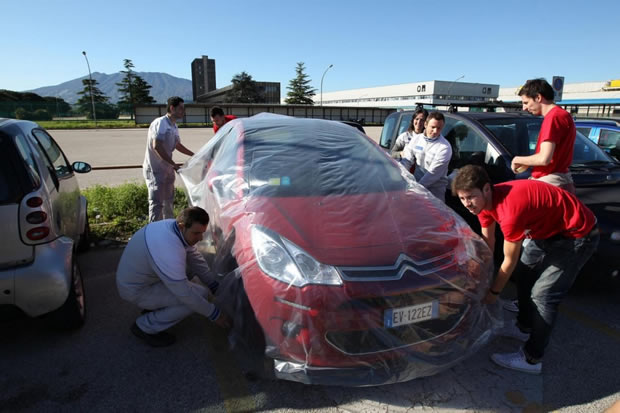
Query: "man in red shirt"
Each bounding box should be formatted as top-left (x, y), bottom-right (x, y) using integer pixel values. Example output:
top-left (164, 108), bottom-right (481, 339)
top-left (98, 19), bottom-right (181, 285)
top-left (511, 78), bottom-right (576, 193)
top-left (210, 106), bottom-right (236, 133)
top-left (452, 165), bottom-right (599, 374)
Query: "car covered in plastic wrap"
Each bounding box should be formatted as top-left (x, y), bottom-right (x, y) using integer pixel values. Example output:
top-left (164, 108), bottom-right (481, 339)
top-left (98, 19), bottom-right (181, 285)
top-left (178, 113), bottom-right (498, 386)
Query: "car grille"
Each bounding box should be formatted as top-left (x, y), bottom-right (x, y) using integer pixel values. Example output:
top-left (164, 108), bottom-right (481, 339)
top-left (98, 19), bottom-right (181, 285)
top-left (325, 299), bottom-right (471, 355)
top-left (337, 252), bottom-right (456, 281)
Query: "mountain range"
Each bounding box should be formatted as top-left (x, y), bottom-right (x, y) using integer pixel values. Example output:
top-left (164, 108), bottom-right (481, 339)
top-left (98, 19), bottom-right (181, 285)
top-left (25, 72), bottom-right (193, 104)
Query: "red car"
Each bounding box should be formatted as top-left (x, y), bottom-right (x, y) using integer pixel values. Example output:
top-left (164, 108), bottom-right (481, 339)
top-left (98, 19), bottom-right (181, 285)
top-left (179, 114), bottom-right (495, 386)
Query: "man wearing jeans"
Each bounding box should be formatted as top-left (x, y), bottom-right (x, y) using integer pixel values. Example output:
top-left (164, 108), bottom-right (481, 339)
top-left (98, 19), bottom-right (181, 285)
top-left (452, 165), bottom-right (598, 374)
top-left (143, 96), bottom-right (194, 222)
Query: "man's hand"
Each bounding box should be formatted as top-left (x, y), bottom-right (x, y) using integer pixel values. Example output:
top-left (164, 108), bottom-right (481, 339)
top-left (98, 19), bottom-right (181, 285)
top-left (482, 290), bottom-right (499, 304)
top-left (214, 312), bottom-right (232, 329)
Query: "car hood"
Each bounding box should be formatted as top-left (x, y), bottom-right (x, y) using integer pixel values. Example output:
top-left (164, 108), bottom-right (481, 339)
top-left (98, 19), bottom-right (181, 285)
top-left (240, 190), bottom-right (461, 266)
top-left (571, 162), bottom-right (620, 187)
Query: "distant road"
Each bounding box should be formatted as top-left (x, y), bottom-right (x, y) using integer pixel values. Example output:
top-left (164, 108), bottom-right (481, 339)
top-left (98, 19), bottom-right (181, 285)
top-left (51, 126), bottom-right (383, 188)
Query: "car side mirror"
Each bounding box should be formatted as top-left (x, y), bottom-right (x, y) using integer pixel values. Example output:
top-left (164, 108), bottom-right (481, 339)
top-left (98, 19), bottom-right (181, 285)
top-left (72, 161), bottom-right (91, 174)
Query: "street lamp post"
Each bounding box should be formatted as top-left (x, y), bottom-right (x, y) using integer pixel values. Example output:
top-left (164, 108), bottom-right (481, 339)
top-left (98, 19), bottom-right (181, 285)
top-left (320, 64), bottom-right (333, 107)
top-left (82, 51), bottom-right (97, 126)
top-left (446, 75), bottom-right (465, 103)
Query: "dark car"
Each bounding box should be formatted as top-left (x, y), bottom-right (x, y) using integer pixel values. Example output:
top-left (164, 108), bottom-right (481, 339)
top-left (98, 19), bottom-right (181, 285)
top-left (179, 114), bottom-right (496, 386)
top-left (574, 119), bottom-right (620, 158)
top-left (0, 118), bottom-right (92, 328)
top-left (379, 110), bottom-right (620, 282)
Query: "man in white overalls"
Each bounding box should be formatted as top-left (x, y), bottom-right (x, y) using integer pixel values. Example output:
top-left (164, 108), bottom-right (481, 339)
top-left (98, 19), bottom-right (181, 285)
top-left (143, 96), bottom-right (195, 222)
top-left (116, 207), bottom-right (231, 347)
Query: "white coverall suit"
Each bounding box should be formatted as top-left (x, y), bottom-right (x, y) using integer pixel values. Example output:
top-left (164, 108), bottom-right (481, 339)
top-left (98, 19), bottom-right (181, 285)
top-left (116, 219), bottom-right (221, 334)
top-left (401, 134), bottom-right (453, 201)
top-left (143, 115), bottom-right (178, 222)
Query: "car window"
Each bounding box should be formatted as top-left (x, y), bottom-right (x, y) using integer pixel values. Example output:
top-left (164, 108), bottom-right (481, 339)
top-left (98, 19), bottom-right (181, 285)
top-left (572, 132), bottom-right (615, 163)
top-left (576, 127), bottom-right (592, 139)
top-left (479, 117), bottom-right (543, 156)
top-left (13, 133), bottom-right (42, 188)
top-left (0, 132), bottom-right (38, 204)
top-left (397, 113), bottom-right (413, 136)
top-left (443, 117), bottom-right (500, 169)
top-left (31, 129), bottom-right (72, 179)
top-left (379, 113), bottom-right (399, 149)
top-left (599, 128), bottom-right (620, 149)
top-left (244, 125), bottom-right (406, 197)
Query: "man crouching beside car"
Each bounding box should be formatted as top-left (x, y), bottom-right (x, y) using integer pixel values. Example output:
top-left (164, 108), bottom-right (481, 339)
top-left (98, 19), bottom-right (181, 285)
top-left (116, 206), bottom-right (231, 347)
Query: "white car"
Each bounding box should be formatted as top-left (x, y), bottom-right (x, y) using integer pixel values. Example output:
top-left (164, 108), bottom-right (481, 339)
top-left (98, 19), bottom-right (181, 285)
top-left (0, 118), bottom-right (91, 329)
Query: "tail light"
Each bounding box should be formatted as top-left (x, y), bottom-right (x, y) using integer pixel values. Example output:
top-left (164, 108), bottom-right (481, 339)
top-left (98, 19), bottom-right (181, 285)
top-left (26, 196), bottom-right (43, 207)
top-left (27, 227), bottom-right (50, 240)
top-left (26, 211), bottom-right (47, 224)
top-left (20, 190), bottom-right (53, 245)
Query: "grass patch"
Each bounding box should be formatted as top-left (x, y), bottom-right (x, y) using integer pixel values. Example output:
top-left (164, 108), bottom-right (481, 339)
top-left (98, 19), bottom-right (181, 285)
top-left (83, 183), bottom-right (189, 241)
top-left (39, 119), bottom-right (139, 129)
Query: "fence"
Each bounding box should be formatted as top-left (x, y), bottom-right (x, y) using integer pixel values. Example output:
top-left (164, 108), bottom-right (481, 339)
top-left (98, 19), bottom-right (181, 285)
top-left (135, 103), bottom-right (395, 126)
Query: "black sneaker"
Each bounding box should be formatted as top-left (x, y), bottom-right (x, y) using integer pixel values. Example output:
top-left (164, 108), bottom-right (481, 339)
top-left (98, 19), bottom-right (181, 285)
top-left (130, 322), bottom-right (175, 347)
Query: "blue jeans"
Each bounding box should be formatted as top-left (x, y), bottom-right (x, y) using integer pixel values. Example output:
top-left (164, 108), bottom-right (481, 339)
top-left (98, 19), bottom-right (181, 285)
top-left (516, 228), bottom-right (599, 361)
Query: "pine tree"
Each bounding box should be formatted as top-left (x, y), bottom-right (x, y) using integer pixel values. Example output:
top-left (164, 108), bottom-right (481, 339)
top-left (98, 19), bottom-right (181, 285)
top-left (285, 62), bottom-right (316, 105)
top-left (226, 71), bottom-right (263, 103)
top-left (76, 79), bottom-right (118, 119)
top-left (116, 59), bottom-right (155, 119)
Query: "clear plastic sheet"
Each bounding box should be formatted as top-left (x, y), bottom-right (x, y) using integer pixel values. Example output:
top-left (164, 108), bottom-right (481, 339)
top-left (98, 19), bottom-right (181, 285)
top-left (179, 113), bottom-right (501, 386)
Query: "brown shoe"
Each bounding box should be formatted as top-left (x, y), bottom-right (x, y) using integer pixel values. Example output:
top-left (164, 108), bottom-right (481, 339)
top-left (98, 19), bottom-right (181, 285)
top-left (130, 322), bottom-right (175, 347)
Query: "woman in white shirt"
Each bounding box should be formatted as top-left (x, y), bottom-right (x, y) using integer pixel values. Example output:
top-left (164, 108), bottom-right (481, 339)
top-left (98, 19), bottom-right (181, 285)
top-left (391, 108), bottom-right (428, 157)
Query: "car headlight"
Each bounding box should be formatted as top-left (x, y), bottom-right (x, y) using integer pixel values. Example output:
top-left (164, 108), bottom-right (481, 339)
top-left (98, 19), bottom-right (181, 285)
top-left (251, 225), bottom-right (343, 287)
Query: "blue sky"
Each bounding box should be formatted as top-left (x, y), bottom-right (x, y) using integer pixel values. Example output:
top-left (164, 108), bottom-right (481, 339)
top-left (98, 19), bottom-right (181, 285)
top-left (2, 0), bottom-right (619, 94)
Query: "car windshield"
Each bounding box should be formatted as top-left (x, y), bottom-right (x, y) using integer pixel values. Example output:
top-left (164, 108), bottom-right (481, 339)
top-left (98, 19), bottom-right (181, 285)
top-left (244, 123), bottom-right (407, 197)
top-left (479, 117), bottom-right (616, 165)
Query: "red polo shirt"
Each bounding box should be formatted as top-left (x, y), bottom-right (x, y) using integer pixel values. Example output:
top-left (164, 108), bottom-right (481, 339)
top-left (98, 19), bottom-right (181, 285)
top-left (478, 180), bottom-right (596, 242)
top-left (531, 106), bottom-right (576, 179)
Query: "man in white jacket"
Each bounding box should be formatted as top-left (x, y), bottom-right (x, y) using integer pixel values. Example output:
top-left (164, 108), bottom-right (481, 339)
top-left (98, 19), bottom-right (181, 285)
top-left (401, 111), bottom-right (453, 201)
top-left (117, 206), bottom-right (231, 347)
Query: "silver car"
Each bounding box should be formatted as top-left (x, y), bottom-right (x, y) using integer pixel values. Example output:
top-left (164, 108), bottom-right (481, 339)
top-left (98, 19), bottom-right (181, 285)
top-left (0, 118), bottom-right (91, 329)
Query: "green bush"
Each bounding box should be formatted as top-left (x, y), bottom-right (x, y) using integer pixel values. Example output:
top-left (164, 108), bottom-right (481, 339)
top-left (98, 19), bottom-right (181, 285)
top-left (83, 183), bottom-right (189, 240)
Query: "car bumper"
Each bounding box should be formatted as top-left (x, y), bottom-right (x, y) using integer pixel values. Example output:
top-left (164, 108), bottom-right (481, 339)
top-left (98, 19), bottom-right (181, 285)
top-left (5, 237), bottom-right (74, 317)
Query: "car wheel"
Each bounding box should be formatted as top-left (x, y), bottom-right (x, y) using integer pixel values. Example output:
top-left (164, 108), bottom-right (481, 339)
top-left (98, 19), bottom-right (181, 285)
top-left (77, 217), bottom-right (91, 253)
top-left (49, 257), bottom-right (86, 330)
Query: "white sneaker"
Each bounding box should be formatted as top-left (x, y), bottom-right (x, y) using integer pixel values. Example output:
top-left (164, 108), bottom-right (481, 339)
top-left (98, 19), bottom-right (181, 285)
top-left (499, 322), bottom-right (530, 342)
top-left (503, 299), bottom-right (519, 313)
top-left (491, 348), bottom-right (542, 375)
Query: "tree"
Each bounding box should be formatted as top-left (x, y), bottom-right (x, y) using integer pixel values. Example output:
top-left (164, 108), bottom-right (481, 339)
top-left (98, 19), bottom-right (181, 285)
top-left (116, 59), bottom-right (155, 119)
top-left (285, 62), bottom-right (316, 105)
top-left (76, 79), bottom-right (118, 119)
top-left (226, 71), bottom-right (263, 103)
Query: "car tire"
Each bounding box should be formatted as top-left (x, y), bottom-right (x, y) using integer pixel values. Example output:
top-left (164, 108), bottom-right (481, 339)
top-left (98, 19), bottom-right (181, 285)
top-left (77, 216), bottom-right (90, 253)
top-left (49, 257), bottom-right (86, 330)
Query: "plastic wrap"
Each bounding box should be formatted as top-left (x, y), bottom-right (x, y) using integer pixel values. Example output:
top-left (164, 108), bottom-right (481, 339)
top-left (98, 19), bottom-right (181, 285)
top-left (179, 113), bottom-right (501, 386)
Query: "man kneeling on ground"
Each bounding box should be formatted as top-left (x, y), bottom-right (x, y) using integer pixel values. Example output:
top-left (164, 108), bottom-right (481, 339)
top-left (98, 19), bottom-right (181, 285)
top-left (116, 206), bottom-right (231, 347)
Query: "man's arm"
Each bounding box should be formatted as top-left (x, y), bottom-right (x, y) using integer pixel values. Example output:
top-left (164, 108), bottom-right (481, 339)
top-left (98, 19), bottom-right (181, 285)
top-left (481, 222), bottom-right (496, 254)
top-left (153, 139), bottom-right (179, 170)
top-left (483, 239), bottom-right (522, 304)
top-left (175, 141), bottom-right (194, 157)
top-left (511, 141), bottom-right (556, 172)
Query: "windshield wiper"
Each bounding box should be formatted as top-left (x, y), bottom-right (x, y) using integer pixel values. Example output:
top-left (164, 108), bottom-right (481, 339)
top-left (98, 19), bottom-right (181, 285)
top-left (571, 160), bottom-right (619, 169)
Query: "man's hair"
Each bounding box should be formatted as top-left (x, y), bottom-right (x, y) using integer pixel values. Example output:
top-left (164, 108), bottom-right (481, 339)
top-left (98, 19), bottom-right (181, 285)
top-left (451, 165), bottom-right (491, 195)
top-left (210, 106), bottom-right (225, 117)
top-left (518, 78), bottom-right (554, 101)
top-left (167, 96), bottom-right (184, 113)
top-left (408, 108), bottom-right (429, 132)
top-left (427, 111), bottom-right (445, 123)
top-left (176, 206), bottom-right (209, 227)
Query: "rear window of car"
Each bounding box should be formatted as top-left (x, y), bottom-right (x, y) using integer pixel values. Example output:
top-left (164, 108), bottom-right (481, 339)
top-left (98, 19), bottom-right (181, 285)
top-left (244, 124), bottom-right (407, 197)
top-left (0, 131), bottom-right (38, 204)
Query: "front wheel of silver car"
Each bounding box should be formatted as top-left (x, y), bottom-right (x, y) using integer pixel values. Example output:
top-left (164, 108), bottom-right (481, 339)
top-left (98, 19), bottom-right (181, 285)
top-left (49, 258), bottom-right (86, 330)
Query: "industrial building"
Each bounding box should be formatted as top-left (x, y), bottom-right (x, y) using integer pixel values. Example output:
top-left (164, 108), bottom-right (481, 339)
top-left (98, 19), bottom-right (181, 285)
top-left (191, 55), bottom-right (281, 104)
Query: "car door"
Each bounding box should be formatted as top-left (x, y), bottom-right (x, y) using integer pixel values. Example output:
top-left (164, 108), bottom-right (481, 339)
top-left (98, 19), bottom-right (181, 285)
top-left (29, 128), bottom-right (81, 240)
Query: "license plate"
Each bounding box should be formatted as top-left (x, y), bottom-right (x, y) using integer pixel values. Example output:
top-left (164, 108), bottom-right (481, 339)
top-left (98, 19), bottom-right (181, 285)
top-left (384, 301), bottom-right (439, 328)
